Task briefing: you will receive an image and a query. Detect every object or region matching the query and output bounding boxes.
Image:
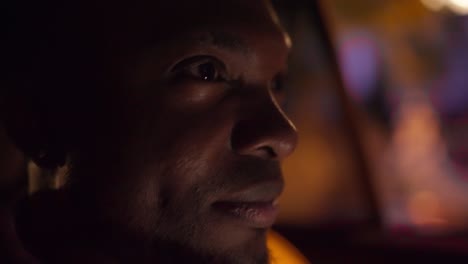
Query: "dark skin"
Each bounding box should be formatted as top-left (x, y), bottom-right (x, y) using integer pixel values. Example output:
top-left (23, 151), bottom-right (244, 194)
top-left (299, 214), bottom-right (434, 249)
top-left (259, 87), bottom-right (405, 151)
top-left (11, 0), bottom-right (297, 263)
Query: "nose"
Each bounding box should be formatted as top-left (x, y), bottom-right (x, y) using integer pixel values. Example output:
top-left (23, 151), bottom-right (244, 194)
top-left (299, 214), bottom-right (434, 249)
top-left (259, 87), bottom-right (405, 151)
top-left (230, 95), bottom-right (298, 160)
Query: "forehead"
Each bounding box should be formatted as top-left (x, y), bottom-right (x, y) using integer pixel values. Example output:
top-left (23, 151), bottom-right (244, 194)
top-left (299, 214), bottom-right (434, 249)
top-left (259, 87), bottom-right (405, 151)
top-left (122, 0), bottom-right (277, 30)
top-left (83, 0), bottom-right (291, 83)
top-left (86, 0), bottom-right (289, 51)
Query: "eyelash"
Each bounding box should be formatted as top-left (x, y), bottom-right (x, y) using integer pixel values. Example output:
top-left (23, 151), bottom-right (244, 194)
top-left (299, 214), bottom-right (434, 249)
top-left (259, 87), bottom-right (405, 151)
top-left (171, 55), bottom-right (228, 83)
top-left (170, 55), bottom-right (288, 96)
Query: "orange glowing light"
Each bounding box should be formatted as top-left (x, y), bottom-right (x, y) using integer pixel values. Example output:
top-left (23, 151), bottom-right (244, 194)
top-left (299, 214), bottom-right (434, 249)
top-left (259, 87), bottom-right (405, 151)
top-left (420, 0), bottom-right (468, 14)
top-left (267, 231), bottom-right (310, 264)
top-left (408, 191), bottom-right (447, 228)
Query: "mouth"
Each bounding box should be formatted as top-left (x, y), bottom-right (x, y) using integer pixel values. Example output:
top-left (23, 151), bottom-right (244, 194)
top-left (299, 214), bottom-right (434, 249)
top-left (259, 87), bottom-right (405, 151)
top-left (211, 181), bottom-right (283, 229)
top-left (212, 200), bottom-right (279, 228)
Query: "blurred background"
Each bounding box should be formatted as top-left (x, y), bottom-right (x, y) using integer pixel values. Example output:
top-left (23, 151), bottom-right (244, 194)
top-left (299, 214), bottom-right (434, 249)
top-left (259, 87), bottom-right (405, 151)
top-left (2, 0), bottom-right (468, 263)
top-left (271, 0), bottom-right (468, 262)
top-left (276, 0), bottom-right (468, 232)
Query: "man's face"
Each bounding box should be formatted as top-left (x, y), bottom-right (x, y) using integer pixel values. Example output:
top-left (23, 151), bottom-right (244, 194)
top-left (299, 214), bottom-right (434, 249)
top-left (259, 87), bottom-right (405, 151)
top-left (71, 0), bottom-right (297, 263)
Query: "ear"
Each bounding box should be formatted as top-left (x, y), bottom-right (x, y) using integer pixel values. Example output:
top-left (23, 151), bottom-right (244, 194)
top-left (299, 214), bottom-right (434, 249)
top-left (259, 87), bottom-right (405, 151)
top-left (2, 91), bottom-right (66, 170)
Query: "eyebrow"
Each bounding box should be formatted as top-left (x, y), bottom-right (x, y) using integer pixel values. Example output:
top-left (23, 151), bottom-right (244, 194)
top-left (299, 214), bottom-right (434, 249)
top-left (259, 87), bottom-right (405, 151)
top-left (184, 31), bottom-right (252, 55)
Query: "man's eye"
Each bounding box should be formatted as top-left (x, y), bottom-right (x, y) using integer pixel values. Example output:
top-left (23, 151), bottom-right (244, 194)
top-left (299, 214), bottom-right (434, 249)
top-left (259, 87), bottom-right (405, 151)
top-left (172, 56), bottom-right (226, 82)
top-left (192, 62), bottom-right (219, 81)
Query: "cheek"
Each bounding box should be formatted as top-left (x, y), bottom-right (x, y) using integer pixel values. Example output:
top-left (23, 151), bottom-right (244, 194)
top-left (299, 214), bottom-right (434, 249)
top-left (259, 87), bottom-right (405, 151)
top-left (131, 113), bottom-right (234, 224)
top-left (164, 82), bottom-right (228, 110)
top-left (138, 103), bottom-right (237, 190)
top-left (107, 93), bottom-right (238, 226)
top-left (156, 143), bottom-right (220, 200)
top-left (95, 167), bottom-right (162, 236)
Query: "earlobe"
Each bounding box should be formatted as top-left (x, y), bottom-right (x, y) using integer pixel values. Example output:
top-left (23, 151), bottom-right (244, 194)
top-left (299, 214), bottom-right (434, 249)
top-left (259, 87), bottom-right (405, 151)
top-left (2, 93), bottom-right (66, 170)
top-left (33, 142), bottom-right (67, 170)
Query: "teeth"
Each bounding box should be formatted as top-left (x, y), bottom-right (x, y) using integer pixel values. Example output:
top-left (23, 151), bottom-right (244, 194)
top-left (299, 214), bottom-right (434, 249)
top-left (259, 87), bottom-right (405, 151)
top-left (238, 201), bottom-right (273, 207)
top-left (232, 206), bottom-right (261, 218)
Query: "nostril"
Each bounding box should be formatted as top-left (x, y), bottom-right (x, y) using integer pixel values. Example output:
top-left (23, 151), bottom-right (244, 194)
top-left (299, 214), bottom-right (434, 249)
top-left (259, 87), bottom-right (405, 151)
top-left (230, 104), bottom-right (298, 160)
top-left (257, 146), bottom-right (277, 159)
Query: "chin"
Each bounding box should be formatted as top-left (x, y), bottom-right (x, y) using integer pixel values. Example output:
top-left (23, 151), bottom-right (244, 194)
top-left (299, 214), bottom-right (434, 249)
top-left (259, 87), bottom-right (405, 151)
top-left (153, 233), bottom-right (270, 264)
top-left (158, 225), bottom-right (270, 264)
top-left (196, 227), bottom-right (270, 264)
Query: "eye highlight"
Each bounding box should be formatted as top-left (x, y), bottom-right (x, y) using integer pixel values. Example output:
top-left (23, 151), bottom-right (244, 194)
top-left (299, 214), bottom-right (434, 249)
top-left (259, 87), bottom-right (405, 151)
top-left (171, 55), bottom-right (227, 83)
top-left (198, 62), bottom-right (217, 81)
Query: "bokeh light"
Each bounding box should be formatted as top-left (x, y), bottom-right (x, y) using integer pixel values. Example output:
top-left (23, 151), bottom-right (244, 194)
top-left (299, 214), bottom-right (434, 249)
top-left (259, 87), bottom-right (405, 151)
top-left (421, 0), bottom-right (468, 14)
top-left (421, 0), bottom-right (447, 11)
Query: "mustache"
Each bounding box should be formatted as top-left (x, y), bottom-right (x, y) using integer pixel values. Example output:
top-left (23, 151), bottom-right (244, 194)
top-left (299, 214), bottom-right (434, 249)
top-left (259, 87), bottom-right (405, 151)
top-left (199, 158), bottom-right (284, 198)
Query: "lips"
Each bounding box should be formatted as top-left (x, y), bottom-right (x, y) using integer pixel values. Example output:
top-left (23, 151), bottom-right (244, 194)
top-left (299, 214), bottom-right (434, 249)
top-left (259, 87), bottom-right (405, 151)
top-left (211, 180), bottom-right (283, 228)
top-left (212, 200), bottom-right (279, 228)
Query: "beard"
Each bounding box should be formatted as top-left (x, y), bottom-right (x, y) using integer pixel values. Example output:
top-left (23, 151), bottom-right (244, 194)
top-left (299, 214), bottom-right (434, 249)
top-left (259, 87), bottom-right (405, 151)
top-left (68, 153), bottom-right (281, 264)
top-left (146, 235), bottom-right (271, 264)
top-left (142, 158), bottom-right (282, 264)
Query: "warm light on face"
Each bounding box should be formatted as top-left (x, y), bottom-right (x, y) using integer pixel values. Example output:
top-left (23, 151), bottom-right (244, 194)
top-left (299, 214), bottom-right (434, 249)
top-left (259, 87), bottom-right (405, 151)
top-left (421, 0), bottom-right (468, 14)
top-left (284, 33), bottom-right (293, 50)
